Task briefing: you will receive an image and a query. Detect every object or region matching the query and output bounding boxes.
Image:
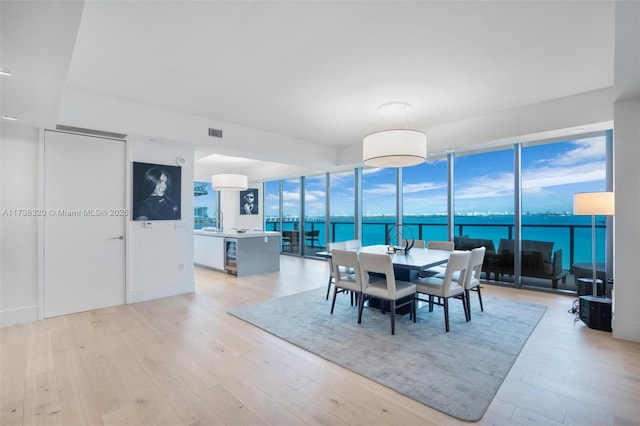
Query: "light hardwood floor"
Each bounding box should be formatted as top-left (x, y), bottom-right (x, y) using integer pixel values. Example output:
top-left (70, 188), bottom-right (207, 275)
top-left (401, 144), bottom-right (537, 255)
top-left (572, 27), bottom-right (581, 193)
top-left (2, 256), bottom-right (639, 425)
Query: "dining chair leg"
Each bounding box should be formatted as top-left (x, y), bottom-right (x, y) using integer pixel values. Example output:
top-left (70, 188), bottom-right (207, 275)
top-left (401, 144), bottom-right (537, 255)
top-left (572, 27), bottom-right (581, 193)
top-left (443, 298), bottom-right (450, 332)
top-left (325, 277), bottom-right (332, 300)
top-left (413, 297), bottom-right (417, 323)
top-left (461, 293), bottom-right (469, 322)
top-left (429, 295), bottom-right (434, 312)
top-left (465, 290), bottom-right (471, 321)
top-left (330, 287), bottom-right (339, 314)
top-left (390, 300), bottom-right (396, 335)
top-left (477, 286), bottom-right (484, 311)
top-left (357, 293), bottom-right (365, 324)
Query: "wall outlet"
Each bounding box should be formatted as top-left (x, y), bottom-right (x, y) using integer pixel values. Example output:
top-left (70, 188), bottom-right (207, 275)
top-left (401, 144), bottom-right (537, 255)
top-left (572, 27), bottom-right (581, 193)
top-left (178, 263), bottom-right (184, 271)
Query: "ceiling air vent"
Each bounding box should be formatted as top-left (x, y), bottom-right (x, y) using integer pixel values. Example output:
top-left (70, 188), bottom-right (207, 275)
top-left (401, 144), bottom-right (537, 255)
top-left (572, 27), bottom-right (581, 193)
top-left (56, 125), bottom-right (127, 140)
top-left (208, 127), bottom-right (223, 138)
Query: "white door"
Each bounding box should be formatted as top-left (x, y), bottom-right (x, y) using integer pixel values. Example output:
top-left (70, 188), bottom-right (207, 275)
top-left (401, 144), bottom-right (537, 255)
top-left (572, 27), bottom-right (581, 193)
top-left (44, 130), bottom-right (126, 318)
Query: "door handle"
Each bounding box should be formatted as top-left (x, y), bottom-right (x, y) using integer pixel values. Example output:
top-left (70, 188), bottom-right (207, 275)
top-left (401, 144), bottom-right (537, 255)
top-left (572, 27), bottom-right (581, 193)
top-left (111, 236), bottom-right (124, 240)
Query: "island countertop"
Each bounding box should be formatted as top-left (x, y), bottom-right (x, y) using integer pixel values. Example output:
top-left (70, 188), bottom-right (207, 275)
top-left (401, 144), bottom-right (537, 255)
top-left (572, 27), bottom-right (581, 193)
top-left (194, 229), bottom-right (280, 239)
top-left (194, 229), bottom-right (280, 276)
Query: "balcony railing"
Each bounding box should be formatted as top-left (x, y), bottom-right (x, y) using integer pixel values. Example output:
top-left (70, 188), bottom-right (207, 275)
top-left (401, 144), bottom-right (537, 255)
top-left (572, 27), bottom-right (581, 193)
top-left (266, 218), bottom-right (607, 269)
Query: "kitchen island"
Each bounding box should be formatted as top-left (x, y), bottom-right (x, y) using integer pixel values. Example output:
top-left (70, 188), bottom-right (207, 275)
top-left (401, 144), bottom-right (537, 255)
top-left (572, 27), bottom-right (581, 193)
top-left (194, 230), bottom-right (280, 277)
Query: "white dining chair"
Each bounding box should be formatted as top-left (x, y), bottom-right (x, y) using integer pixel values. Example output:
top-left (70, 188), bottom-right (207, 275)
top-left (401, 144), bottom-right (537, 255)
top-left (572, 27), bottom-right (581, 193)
top-left (419, 240), bottom-right (455, 277)
top-left (414, 251), bottom-right (470, 332)
top-left (357, 252), bottom-right (416, 335)
top-left (325, 241), bottom-right (347, 300)
top-left (329, 249), bottom-right (362, 315)
top-left (462, 246), bottom-right (486, 320)
top-left (344, 239), bottom-right (362, 250)
top-left (434, 246), bottom-right (486, 320)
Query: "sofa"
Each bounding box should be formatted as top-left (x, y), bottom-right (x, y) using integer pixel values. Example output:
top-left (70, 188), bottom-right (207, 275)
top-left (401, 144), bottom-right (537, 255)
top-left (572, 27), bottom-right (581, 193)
top-left (494, 239), bottom-right (566, 288)
top-left (454, 236), bottom-right (566, 288)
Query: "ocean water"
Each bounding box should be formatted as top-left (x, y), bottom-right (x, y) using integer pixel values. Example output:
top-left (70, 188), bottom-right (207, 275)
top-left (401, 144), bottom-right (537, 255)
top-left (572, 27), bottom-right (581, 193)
top-left (267, 215), bottom-right (608, 269)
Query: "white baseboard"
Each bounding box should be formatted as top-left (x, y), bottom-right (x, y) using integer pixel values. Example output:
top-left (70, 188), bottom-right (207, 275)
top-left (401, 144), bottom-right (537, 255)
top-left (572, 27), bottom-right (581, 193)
top-left (1, 283), bottom-right (197, 327)
top-left (1, 304), bottom-right (39, 327)
top-left (128, 281), bottom-right (195, 304)
top-left (613, 318), bottom-right (640, 343)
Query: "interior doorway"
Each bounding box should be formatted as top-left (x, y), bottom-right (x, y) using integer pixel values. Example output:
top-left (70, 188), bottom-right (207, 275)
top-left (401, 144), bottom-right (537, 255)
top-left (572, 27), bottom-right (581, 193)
top-left (43, 130), bottom-right (126, 317)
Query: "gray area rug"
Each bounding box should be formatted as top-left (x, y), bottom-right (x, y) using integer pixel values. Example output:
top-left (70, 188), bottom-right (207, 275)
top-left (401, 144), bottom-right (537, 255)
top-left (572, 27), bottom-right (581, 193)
top-left (229, 287), bottom-right (546, 422)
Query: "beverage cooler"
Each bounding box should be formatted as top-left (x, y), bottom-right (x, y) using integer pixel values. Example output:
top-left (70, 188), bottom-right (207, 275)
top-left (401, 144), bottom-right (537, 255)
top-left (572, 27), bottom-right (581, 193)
top-left (224, 238), bottom-right (238, 275)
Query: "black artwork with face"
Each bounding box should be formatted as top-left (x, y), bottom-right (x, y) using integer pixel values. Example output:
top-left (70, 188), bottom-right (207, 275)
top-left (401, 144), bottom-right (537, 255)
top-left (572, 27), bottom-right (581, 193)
top-left (240, 189), bottom-right (259, 215)
top-left (132, 162), bottom-right (181, 220)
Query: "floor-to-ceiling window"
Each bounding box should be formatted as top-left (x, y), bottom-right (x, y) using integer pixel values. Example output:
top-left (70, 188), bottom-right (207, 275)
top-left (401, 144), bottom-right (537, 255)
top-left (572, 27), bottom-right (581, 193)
top-left (282, 178), bottom-right (301, 254)
top-left (454, 148), bottom-right (515, 284)
top-left (402, 159), bottom-right (448, 243)
top-left (329, 170), bottom-right (355, 243)
top-left (362, 167), bottom-right (397, 245)
top-left (193, 181), bottom-right (218, 229)
top-left (521, 135), bottom-right (607, 288)
top-left (264, 180), bottom-right (280, 232)
top-left (256, 129), bottom-right (612, 294)
top-left (303, 174), bottom-right (326, 256)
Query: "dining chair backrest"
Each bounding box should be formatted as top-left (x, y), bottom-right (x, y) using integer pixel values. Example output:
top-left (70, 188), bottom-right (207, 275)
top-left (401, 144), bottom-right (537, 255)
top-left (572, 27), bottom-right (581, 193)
top-left (412, 239), bottom-right (426, 248)
top-left (327, 241), bottom-right (347, 276)
top-left (327, 241), bottom-right (347, 251)
top-left (331, 249), bottom-right (362, 290)
top-left (464, 246), bottom-right (486, 289)
top-left (344, 239), bottom-right (362, 250)
top-left (427, 241), bottom-right (454, 251)
top-left (440, 252), bottom-right (471, 297)
top-left (358, 252), bottom-right (398, 298)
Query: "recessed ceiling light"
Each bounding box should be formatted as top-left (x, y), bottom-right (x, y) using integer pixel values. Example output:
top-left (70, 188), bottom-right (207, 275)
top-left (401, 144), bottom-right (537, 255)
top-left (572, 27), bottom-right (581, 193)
top-left (0, 68), bottom-right (11, 76)
top-left (573, 127), bottom-right (586, 132)
top-left (446, 149), bottom-right (456, 153)
top-left (2, 115), bottom-right (18, 121)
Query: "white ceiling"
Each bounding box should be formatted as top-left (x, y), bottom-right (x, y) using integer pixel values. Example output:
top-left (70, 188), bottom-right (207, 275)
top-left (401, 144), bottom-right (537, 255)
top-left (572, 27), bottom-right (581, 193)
top-left (1, 1), bottom-right (615, 181)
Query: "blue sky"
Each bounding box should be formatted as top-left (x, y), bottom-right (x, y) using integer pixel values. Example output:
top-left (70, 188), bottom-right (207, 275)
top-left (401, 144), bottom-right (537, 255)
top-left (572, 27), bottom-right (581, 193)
top-left (232, 135), bottom-right (607, 218)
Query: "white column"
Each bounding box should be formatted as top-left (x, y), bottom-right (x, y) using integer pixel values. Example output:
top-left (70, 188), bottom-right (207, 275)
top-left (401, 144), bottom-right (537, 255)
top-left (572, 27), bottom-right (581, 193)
top-left (612, 0), bottom-right (640, 342)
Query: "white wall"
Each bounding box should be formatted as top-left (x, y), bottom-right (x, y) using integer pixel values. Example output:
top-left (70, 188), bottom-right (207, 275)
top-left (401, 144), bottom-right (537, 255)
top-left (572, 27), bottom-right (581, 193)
top-left (0, 125), bottom-right (196, 326)
top-left (0, 124), bottom-right (41, 325)
top-left (127, 141), bottom-right (195, 303)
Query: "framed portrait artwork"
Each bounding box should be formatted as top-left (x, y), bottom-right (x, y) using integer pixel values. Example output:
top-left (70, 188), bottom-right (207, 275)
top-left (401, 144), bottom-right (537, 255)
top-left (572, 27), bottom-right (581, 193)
top-left (132, 161), bottom-right (182, 221)
top-left (240, 188), bottom-right (259, 215)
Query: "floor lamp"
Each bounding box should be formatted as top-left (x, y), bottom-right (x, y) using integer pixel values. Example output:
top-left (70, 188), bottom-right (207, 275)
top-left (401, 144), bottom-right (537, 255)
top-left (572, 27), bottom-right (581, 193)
top-left (573, 191), bottom-right (615, 298)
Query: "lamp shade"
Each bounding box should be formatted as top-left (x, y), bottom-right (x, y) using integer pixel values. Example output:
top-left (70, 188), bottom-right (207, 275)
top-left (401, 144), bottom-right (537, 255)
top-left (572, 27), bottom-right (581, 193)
top-left (363, 129), bottom-right (427, 167)
top-left (212, 173), bottom-right (248, 191)
top-left (573, 191), bottom-right (615, 216)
